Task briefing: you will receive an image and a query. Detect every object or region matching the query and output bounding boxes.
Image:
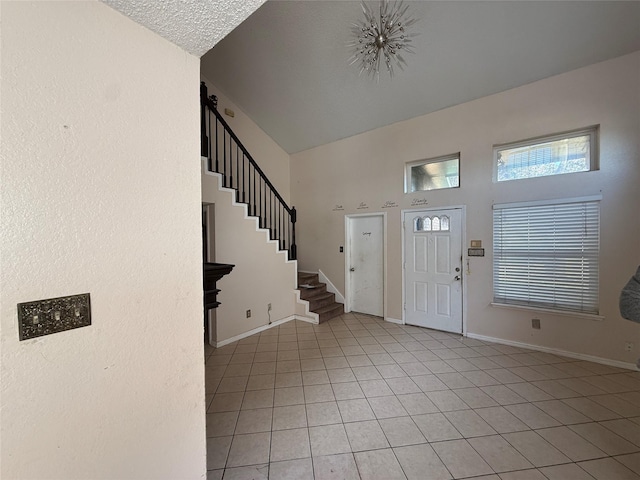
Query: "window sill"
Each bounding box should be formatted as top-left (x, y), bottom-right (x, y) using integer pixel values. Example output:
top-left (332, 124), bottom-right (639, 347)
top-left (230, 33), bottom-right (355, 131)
top-left (490, 302), bottom-right (604, 321)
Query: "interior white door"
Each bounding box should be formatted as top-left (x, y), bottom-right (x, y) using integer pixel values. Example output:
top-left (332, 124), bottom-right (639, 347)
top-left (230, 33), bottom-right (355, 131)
top-left (404, 208), bottom-right (463, 333)
top-left (348, 215), bottom-right (384, 316)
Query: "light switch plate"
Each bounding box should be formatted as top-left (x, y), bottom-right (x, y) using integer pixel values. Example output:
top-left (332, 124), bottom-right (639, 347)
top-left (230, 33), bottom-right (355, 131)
top-left (17, 293), bottom-right (91, 340)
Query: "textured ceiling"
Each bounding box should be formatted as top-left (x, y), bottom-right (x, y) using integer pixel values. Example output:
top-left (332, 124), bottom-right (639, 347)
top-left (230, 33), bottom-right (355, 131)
top-left (101, 0), bottom-right (267, 57)
top-left (201, 1), bottom-right (640, 154)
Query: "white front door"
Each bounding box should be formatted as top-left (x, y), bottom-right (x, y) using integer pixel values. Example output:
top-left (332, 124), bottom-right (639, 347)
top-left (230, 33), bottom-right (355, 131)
top-left (404, 208), bottom-right (463, 333)
top-left (347, 215), bottom-right (384, 316)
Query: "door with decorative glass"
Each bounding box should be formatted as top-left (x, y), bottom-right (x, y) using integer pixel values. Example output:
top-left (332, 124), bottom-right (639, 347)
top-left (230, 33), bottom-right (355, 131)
top-left (404, 208), bottom-right (463, 333)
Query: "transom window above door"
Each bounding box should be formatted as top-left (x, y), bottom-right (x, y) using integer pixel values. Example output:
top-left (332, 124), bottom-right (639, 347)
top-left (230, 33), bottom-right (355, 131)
top-left (414, 215), bottom-right (450, 232)
top-left (405, 153), bottom-right (460, 193)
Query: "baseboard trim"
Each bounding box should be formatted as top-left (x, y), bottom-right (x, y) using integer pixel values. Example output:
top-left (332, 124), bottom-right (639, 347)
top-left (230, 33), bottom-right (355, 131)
top-left (294, 314), bottom-right (319, 325)
top-left (466, 333), bottom-right (638, 371)
top-left (215, 316), bottom-right (296, 347)
top-left (385, 317), bottom-right (403, 325)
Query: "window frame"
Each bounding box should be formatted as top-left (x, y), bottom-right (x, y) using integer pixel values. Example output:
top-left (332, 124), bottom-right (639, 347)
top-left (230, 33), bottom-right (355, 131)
top-left (492, 195), bottom-right (602, 319)
top-left (404, 153), bottom-right (460, 194)
top-left (493, 126), bottom-right (599, 182)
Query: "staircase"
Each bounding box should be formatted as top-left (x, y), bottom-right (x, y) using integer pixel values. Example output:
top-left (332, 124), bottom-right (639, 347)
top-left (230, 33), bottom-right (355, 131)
top-left (201, 82), bottom-right (296, 261)
top-left (203, 82), bottom-right (342, 325)
top-left (298, 272), bottom-right (344, 323)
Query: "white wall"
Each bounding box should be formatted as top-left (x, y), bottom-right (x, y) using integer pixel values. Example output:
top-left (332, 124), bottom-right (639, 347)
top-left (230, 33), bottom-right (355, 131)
top-left (201, 76), bottom-right (291, 203)
top-left (291, 52), bottom-right (640, 366)
top-left (202, 168), bottom-right (303, 344)
top-left (1, 2), bottom-right (204, 478)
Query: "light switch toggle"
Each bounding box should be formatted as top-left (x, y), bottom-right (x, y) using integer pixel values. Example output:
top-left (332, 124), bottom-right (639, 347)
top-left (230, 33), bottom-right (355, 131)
top-left (17, 293), bottom-right (91, 340)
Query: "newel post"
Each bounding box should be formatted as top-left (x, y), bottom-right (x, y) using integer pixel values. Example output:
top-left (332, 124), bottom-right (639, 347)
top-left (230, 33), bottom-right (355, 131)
top-left (290, 207), bottom-right (297, 261)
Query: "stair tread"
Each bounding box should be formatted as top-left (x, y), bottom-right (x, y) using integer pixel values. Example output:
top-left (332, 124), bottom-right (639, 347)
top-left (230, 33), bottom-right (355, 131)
top-left (315, 303), bottom-right (344, 314)
top-left (310, 291), bottom-right (334, 300)
top-left (300, 290), bottom-right (328, 301)
top-left (307, 293), bottom-right (336, 310)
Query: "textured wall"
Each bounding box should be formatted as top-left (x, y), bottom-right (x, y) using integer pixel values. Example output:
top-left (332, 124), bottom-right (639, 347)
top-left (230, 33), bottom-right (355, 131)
top-left (1, 2), bottom-right (204, 478)
top-left (291, 52), bottom-right (640, 366)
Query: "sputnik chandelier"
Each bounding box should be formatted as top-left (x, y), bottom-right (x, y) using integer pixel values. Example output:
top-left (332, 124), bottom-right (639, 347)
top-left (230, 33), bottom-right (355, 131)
top-left (349, 0), bottom-right (419, 79)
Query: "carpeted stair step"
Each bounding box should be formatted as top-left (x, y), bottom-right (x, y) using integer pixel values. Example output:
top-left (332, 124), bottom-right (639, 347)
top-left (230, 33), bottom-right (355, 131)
top-left (297, 271), bottom-right (344, 323)
top-left (299, 283), bottom-right (328, 301)
top-left (316, 303), bottom-right (344, 323)
top-left (307, 291), bottom-right (336, 311)
top-left (298, 272), bottom-right (320, 286)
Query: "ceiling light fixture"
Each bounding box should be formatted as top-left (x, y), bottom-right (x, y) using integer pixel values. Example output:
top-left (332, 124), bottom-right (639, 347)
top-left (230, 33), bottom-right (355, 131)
top-left (349, 0), bottom-right (419, 79)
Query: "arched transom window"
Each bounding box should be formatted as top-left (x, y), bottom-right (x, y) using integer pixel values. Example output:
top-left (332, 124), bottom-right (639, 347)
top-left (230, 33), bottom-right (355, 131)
top-left (413, 215), bottom-right (450, 232)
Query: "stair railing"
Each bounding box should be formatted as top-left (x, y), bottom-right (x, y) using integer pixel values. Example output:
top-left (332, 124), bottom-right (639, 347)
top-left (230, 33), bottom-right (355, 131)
top-left (200, 82), bottom-right (297, 261)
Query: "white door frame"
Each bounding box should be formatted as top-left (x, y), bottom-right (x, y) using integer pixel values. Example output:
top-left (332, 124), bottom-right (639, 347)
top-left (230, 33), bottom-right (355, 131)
top-left (344, 212), bottom-right (387, 318)
top-left (401, 205), bottom-right (467, 335)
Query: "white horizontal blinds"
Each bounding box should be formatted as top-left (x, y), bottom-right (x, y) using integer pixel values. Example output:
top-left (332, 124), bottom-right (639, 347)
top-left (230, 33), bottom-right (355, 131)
top-left (493, 200), bottom-right (600, 314)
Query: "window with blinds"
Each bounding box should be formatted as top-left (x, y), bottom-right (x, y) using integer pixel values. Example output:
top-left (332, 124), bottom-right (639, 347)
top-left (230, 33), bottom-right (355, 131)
top-left (493, 197), bottom-right (600, 315)
top-left (495, 127), bottom-right (598, 182)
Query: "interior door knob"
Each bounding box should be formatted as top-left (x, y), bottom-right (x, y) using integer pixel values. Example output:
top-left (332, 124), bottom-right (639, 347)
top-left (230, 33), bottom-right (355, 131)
top-left (454, 275), bottom-right (461, 281)
top-left (350, 267), bottom-right (355, 272)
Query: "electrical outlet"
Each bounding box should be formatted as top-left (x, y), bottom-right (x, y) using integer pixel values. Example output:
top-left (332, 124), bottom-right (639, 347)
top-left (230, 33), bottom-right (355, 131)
top-left (246, 309), bottom-right (251, 318)
top-left (531, 318), bottom-right (541, 330)
top-left (17, 293), bottom-right (91, 340)
top-left (625, 342), bottom-right (634, 352)
top-left (268, 303), bottom-right (272, 312)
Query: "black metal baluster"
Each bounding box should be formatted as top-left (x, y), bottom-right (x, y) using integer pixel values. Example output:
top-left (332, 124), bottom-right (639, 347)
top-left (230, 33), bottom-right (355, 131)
top-left (278, 204), bottom-right (282, 250)
top-left (222, 130), bottom-right (227, 187)
top-left (274, 192), bottom-right (277, 240)
top-left (235, 145), bottom-right (239, 202)
top-left (242, 153), bottom-right (246, 203)
top-left (284, 209), bottom-right (288, 252)
top-left (229, 135), bottom-right (232, 187)
top-left (214, 118), bottom-right (219, 172)
top-left (260, 177), bottom-right (264, 228)
top-left (206, 110), bottom-right (212, 171)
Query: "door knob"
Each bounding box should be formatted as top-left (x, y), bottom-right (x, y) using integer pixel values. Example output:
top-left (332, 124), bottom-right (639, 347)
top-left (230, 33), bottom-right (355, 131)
top-left (454, 275), bottom-right (461, 281)
top-left (350, 267), bottom-right (355, 272)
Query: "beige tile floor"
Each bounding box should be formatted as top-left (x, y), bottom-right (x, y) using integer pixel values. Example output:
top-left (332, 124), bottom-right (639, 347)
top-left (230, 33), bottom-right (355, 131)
top-left (205, 313), bottom-right (640, 480)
